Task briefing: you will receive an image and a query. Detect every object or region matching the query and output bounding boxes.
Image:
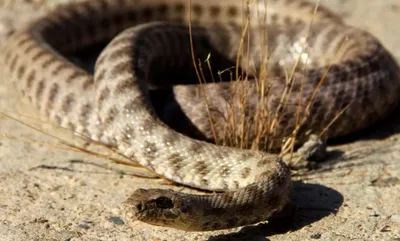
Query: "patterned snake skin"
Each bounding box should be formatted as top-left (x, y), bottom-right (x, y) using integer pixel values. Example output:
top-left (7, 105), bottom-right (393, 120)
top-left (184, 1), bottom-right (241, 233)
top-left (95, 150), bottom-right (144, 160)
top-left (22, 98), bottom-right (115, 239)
top-left (3, 0), bottom-right (400, 231)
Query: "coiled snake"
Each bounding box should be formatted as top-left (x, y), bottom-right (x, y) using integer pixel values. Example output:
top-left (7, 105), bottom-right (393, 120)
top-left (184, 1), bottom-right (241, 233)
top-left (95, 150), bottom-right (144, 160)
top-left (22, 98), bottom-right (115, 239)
top-left (2, 0), bottom-right (400, 231)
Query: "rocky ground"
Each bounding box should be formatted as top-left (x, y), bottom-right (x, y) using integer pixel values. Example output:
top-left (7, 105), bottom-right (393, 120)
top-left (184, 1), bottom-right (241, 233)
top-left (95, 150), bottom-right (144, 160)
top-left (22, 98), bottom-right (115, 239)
top-left (0, 0), bottom-right (399, 240)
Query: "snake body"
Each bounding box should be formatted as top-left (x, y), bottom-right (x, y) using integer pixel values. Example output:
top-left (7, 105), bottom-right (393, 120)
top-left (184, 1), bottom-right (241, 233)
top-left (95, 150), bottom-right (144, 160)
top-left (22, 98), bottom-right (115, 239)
top-left (3, 0), bottom-right (400, 231)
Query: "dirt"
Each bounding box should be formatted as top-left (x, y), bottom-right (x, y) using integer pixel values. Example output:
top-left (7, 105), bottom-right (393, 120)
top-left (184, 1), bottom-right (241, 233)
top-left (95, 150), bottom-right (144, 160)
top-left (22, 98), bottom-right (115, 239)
top-left (0, 0), bottom-right (399, 240)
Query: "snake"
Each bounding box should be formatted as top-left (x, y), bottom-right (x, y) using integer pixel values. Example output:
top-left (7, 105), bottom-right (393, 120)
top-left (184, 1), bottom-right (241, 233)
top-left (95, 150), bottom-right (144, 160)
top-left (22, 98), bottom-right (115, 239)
top-left (2, 0), bottom-right (400, 232)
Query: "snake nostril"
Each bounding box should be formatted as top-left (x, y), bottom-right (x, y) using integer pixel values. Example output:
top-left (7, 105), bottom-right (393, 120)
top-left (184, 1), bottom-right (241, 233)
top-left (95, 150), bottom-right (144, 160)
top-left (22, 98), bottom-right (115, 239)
top-left (136, 203), bottom-right (144, 212)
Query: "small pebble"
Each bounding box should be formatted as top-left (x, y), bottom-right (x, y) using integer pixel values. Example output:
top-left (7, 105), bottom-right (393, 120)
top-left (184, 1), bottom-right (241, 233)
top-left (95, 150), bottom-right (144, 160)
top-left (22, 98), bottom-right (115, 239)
top-left (310, 233), bottom-right (322, 239)
top-left (391, 215), bottom-right (400, 223)
top-left (78, 223), bottom-right (90, 230)
top-left (109, 216), bottom-right (125, 225)
top-left (380, 225), bottom-right (391, 232)
top-left (371, 177), bottom-right (400, 187)
top-left (0, 17), bottom-right (14, 36)
top-left (78, 220), bottom-right (93, 230)
top-left (369, 210), bottom-right (379, 217)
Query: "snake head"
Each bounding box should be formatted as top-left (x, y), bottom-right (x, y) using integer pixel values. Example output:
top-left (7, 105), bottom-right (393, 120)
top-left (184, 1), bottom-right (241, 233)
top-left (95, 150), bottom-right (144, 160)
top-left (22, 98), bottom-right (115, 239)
top-left (122, 188), bottom-right (199, 230)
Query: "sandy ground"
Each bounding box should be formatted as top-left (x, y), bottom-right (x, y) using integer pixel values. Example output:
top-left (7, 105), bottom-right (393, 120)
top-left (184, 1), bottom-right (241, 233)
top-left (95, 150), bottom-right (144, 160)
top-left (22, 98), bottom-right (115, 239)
top-left (0, 0), bottom-right (399, 240)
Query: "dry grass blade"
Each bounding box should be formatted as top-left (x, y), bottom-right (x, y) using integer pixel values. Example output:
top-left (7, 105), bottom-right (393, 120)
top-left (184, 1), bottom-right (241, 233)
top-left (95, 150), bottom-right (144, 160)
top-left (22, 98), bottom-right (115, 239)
top-left (188, 0), bottom-right (218, 143)
top-left (0, 111), bottom-right (163, 178)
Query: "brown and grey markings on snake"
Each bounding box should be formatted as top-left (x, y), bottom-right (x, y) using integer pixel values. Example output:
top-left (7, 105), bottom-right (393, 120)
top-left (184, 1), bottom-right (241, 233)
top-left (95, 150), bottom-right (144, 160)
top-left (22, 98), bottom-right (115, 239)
top-left (2, 0), bottom-right (400, 231)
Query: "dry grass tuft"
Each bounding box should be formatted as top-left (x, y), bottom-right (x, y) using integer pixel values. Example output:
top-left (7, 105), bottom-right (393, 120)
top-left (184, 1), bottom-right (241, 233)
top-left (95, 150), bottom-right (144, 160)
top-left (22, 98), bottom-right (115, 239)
top-left (189, 0), bottom-right (348, 164)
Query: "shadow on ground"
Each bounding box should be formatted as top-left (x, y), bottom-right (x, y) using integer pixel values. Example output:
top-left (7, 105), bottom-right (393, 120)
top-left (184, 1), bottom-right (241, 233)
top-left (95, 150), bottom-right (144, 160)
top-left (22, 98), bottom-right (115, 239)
top-left (209, 181), bottom-right (343, 241)
top-left (328, 105), bottom-right (400, 146)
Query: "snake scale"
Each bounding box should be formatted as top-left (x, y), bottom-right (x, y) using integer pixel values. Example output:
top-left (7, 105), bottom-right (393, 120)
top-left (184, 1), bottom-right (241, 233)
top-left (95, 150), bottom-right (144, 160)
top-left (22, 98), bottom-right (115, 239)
top-left (2, 0), bottom-right (400, 231)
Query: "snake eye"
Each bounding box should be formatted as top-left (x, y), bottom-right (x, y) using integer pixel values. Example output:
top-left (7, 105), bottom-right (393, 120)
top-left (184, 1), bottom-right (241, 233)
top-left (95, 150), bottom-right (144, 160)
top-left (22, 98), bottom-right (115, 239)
top-left (155, 196), bottom-right (173, 209)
